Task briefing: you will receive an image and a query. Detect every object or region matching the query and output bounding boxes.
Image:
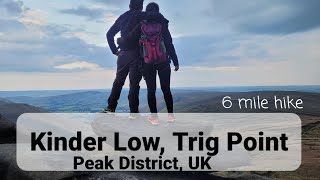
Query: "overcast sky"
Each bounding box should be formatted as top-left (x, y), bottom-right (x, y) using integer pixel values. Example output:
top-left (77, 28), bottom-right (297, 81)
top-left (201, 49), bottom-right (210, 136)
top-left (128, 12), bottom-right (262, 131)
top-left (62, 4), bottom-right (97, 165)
top-left (0, 0), bottom-right (319, 90)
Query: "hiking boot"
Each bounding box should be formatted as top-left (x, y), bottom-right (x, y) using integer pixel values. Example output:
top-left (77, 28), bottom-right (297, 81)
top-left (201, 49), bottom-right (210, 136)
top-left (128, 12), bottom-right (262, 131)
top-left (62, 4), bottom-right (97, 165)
top-left (102, 107), bottom-right (115, 113)
top-left (168, 113), bottom-right (176, 123)
top-left (148, 115), bottom-right (160, 126)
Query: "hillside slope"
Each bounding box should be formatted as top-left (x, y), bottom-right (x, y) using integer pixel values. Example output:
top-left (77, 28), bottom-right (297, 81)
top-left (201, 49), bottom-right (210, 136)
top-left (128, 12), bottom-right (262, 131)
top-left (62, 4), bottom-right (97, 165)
top-left (172, 91), bottom-right (320, 116)
top-left (0, 99), bottom-right (47, 123)
top-left (0, 114), bottom-right (15, 144)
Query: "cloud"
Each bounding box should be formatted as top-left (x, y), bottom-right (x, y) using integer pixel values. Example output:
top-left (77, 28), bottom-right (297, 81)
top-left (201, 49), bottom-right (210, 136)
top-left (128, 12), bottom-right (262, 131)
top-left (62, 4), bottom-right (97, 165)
top-left (0, 30), bottom-right (112, 72)
top-left (0, 0), bottom-right (26, 17)
top-left (146, 0), bottom-right (320, 36)
top-left (0, 0), bottom-right (114, 72)
top-left (208, 0), bottom-right (320, 34)
top-left (1, 0), bottom-right (320, 89)
top-left (0, 15), bottom-right (114, 72)
top-left (19, 9), bottom-right (47, 26)
top-left (0, 19), bottom-right (24, 31)
top-left (92, 0), bottom-right (128, 7)
top-left (184, 66), bottom-right (240, 71)
top-left (54, 61), bottom-right (103, 71)
top-left (60, 6), bottom-right (109, 20)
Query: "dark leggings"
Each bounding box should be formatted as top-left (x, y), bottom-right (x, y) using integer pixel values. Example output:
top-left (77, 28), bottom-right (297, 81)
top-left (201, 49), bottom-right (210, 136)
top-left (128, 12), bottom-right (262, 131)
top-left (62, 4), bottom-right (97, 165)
top-left (143, 62), bottom-right (173, 113)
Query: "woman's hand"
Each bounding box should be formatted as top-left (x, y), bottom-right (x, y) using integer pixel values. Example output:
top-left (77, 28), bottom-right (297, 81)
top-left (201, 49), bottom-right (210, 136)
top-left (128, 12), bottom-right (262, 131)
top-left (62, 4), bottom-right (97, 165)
top-left (174, 65), bottom-right (179, 72)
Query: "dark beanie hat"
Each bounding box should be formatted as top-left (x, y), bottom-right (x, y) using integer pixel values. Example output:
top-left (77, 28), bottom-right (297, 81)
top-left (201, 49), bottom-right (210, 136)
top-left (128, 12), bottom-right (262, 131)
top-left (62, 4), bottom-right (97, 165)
top-left (146, 2), bottom-right (159, 12)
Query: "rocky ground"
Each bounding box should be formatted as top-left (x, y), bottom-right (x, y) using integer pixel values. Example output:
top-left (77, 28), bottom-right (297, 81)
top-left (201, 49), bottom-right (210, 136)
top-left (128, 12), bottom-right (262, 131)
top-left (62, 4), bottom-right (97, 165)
top-left (0, 115), bottom-right (319, 180)
top-left (0, 92), bottom-right (319, 180)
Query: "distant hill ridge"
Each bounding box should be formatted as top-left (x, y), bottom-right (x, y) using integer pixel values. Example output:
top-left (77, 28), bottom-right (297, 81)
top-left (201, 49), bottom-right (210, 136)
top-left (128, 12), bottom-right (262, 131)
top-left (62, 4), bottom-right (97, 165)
top-left (0, 98), bottom-right (14, 105)
top-left (4, 90), bottom-right (320, 116)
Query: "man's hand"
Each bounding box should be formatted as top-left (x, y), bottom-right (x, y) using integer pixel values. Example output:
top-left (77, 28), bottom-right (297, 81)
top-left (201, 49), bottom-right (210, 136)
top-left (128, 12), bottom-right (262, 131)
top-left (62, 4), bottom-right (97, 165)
top-left (174, 65), bottom-right (179, 72)
top-left (117, 37), bottom-right (125, 46)
top-left (115, 51), bottom-right (121, 56)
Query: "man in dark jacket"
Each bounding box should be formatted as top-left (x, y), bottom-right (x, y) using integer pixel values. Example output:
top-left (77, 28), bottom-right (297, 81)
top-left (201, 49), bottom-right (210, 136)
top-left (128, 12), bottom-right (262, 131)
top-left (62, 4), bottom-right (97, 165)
top-left (104, 0), bottom-right (167, 113)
